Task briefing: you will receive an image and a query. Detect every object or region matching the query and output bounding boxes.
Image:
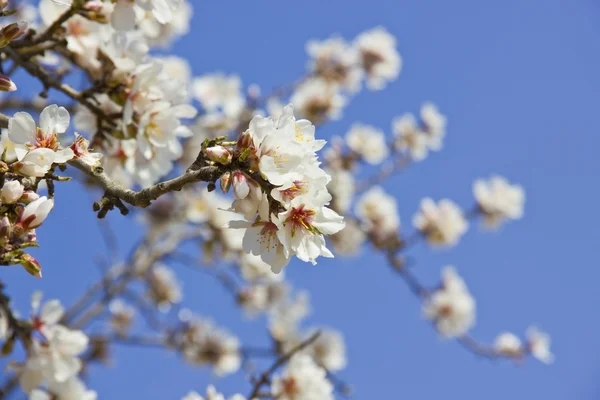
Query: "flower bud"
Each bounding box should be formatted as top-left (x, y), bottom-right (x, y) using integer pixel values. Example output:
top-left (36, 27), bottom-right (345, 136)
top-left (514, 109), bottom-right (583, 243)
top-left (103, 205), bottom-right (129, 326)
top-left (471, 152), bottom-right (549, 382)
top-left (205, 145), bottom-right (232, 165)
top-left (84, 1), bottom-right (110, 23)
top-left (220, 171), bottom-right (232, 194)
top-left (20, 190), bottom-right (40, 204)
top-left (0, 216), bottom-right (11, 239)
top-left (18, 196), bottom-right (53, 230)
top-left (237, 129), bottom-right (253, 150)
top-left (0, 22), bottom-right (27, 47)
top-left (20, 254), bottom-right (42, 278)
top-left (0, 74), bottom-right (16, 92)
top-left (232, 171), bottom-right (251, 199)
top-left (0, 180), bottom-right (24, 204)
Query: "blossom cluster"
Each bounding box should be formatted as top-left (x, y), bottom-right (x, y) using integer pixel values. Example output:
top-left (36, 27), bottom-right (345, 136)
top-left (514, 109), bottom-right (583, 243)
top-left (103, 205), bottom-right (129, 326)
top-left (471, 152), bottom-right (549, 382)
top-left (7, 293), bottom-right (96, 399)
top-left (211, 105), bottom-right (347, 272)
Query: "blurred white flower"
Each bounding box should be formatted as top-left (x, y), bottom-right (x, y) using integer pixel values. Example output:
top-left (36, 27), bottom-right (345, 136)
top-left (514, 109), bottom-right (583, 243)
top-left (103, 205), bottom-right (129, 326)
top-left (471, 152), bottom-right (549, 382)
top-left (423, 266), bottom-right (476, 337)
top-left (494, 332), bottom-right (522, 357)
top-left (345, 123), bottom-right (389, 165)
top-left (271, 354), bottom-right (333, 400)
top-left (356, 186), bottom-right (400, 238)
top-left (473, 176), bottom-right (525, 228)
top-left (291, 78), bottom-right (346, 124)
top-left (413, 198), bottom-right (468, 247)
top-left (193, 73), bottom-right (245, 119)
top-left (147, 264), bottom-right (182, 311)
top-left (526, 326), bottom-right (553, 364)
top-left (180, 315), bottom-right (241, 376)
top-left (354, 26), bottom-right (401, 90)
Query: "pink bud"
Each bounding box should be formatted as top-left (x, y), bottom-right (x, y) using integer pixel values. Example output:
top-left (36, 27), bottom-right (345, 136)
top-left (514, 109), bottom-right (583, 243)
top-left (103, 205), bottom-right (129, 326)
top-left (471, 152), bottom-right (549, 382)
top-left (20, 254), bottom-right (42, 278)
top-left (237, 130), bottom-right (253, 150)
top-left (0, 22), bottom-right (27, 47)
top-left (20, 190), bottom-right (40, 204)
top-left (232, 171), bottom-right (250, 199)
top-left (205, 145), bottom-right (232, 165)
top-left (18, 196), bottom-right (53, 230)
top-left (0, 75), bottom-right (16, 92)
top-left (0, 216), bottom-right (11, 238)
top-left (220, 171), bottom-right (232, 194)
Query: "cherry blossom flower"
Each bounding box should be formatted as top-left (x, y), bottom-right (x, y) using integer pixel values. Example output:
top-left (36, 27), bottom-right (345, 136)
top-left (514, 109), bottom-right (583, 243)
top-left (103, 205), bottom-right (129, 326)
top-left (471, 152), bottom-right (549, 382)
top-left (29, 377), bottom-right (97, 400)
top-left (271, 354), bottom-right (333, 400)
top-left (345, 123), bottom-right (389, 165)
top-left (108, 300), bottom-right (135, 335)
top-left (306, 35), bottom-right (362, 93)
top-left (303, 328), bottom-right (347, 372)
top-left (181, 386), bottom-right (245, 400)
top-left (354, 26), bottom-right (401, 90)
top-left (19, 324), bottom-right (89, 390)
top-left (474, 176), bottom-right (525, 228)
top-left (527, 326), bottom-right (554, 364)
top-left (179, 314), bottom-right (241, 376)
top-left (147, 264), bottom-right (182, 311)
top-left (423, 266), bottom-right (476, 337)
top-left (355, 186), bottom-right (400, 239)
top-left (291, 77), bottom-right (346, 124)
top-left (193, 73), bottom-right (245, 118)
top-left (69, 134), bottom-right (103, 170)
top-left (494, 332), bottom-right (522, 357)
top-left (8, 105), bottom-right (74, 167)
top-left (413, 198), bottom-right (468, 247)
top-left (392, 113), bottom-right (430, 161)
top-left (274, 198), bottom-right (345, 265)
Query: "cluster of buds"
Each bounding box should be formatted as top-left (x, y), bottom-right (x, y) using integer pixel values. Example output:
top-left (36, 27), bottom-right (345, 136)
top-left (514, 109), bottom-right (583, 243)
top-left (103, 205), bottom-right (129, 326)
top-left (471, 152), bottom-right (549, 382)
top-left (0, 179), bottom-right (53, 278)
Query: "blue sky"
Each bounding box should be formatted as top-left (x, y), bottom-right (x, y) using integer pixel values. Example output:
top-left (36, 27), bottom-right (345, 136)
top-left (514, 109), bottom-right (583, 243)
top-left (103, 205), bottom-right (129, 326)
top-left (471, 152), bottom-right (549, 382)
top-left (3, 0), bottom-right (600, 398)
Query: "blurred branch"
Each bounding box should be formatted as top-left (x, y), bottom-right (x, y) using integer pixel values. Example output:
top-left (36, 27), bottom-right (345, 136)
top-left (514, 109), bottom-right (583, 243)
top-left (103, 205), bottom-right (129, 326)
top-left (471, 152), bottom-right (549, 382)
top-left (248, 331), bottom-right (321, 399)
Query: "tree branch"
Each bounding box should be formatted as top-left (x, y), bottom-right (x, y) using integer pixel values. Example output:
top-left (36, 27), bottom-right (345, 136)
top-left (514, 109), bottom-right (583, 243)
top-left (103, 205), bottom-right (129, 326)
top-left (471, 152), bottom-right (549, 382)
top-left (247, 331), bottom-right (322, 399)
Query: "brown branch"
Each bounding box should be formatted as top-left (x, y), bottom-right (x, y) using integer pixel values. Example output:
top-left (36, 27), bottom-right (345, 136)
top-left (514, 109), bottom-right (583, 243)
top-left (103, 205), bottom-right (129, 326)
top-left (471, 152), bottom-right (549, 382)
top-left (11, 5), bottom-right (80, 49)
top-left (68, 157), bottom-right (225, 216)
top-left (247, 331), bottom-right (322, 399)
top-left (1, 47), bottom-right (115, 127)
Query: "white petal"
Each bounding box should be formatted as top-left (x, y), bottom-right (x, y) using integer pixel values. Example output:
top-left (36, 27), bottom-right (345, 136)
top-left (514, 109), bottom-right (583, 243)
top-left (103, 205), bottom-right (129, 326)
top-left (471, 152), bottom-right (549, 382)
top-left (8, 112), bottom-right (36, 144)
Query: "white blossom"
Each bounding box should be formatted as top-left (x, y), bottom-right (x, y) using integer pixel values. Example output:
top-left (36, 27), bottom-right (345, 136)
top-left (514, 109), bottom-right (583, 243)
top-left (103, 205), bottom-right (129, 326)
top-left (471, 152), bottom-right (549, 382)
top-left (291, 78), bottom-right (346, 124)
top-left (494, 332), bottom-right (522, 357)
top-left (8, 105), bottom-right (74, 175)
top-left (180, 315), bottom-right (241, 376)
top-left (108, 299), bottom-right (135, 335)
top-left (181, 385), bottom-right (245, 400)
top-left (345, 123), bottom-right (389, 165)
top-left (413, 198), bottom-right (468, 247)
top-left (303, 328), bottom-right (347, 372)
top-left (392, 113), bottom-right (429, 161)
top-left (271, 354), bottom-right (333, 400)
top-left (423, 266), bottom-right (476, 337)
top-left (193, 73), bottom-right (245, 119)
top-left (473, 176), bottom-right (525, 228)
top-left (147, 264), bottom-right (182, 311)
top-left (526, 326), bottom-right (553, 364)
top-left (355, 186), bottom-right (400, 238)
top-left (306, 35), bottom-right (362, 93)
top-left (354, 26), bottom-right (401, 90)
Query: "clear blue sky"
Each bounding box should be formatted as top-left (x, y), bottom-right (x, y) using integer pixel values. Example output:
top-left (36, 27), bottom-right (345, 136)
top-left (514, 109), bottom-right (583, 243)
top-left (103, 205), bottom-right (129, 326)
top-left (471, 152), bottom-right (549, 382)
top-left (3, 0), bottom-right (600, 398)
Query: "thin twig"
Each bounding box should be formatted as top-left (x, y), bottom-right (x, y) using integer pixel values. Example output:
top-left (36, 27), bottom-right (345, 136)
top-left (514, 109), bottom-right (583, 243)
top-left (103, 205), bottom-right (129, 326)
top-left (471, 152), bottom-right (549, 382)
top-left (247, 331), bottom-right (322, 399)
